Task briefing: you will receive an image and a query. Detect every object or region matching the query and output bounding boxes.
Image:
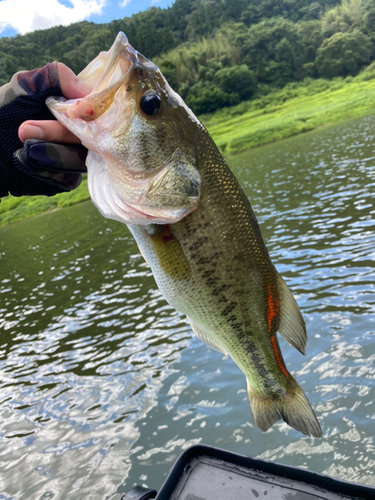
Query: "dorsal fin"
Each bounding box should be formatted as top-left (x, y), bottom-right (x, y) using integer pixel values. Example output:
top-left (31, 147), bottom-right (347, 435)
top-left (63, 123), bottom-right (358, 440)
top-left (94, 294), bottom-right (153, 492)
top-left (276, 273), bottom-right (307, 355)
top-left (187, 317), bottom-right (228, 355)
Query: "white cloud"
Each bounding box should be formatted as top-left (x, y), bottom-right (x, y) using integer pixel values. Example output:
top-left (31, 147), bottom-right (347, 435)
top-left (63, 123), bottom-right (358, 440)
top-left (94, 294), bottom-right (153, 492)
top-left (119, 0), bottom-right (131, 7)
top-left (0, 0), bottom-right (107, 35)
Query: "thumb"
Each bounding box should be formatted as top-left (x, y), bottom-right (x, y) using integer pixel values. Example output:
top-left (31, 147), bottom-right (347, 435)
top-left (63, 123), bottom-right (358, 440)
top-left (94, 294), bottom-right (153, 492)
top-left (56, 62), bottom-right (92, 99)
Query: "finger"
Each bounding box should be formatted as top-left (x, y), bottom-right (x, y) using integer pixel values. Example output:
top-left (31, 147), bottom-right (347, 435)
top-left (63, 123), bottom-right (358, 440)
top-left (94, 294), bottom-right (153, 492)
top-left (18, 120), bottom-right (81, 144)
top-left (56, 62), bottom-right (92, 99)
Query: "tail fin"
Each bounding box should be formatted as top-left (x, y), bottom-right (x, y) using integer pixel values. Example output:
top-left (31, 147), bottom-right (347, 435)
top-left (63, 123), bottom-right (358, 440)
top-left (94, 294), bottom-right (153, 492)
top-left (247, 378), bottom-right (322, 438)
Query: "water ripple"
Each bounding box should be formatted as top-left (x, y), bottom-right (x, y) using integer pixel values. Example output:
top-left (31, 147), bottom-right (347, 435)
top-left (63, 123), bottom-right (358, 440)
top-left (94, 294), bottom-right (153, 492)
top-left (1, 115), bottom-right (375, 497)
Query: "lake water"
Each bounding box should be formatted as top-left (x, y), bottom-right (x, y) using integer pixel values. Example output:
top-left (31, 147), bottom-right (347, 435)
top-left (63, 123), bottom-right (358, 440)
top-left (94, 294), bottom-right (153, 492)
top-left (1, 115), bottom-right (375, 499)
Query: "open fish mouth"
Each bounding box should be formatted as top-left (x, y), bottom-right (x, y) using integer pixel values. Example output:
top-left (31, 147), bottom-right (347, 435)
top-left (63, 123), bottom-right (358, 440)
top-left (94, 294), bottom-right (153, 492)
top-left (47, 33), bottom-right (137, 124)
top-left (79, 32), bottom-right (134, 93)
top-left (46, 32), bottom-right (201, 226)
top-left (77, 32), bottom-right (160, 100)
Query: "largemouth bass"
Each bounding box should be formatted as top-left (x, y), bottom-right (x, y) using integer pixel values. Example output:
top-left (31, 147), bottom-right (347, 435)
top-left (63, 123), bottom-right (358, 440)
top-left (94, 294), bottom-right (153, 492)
top-left (47, 33), bottom-right (322, 438)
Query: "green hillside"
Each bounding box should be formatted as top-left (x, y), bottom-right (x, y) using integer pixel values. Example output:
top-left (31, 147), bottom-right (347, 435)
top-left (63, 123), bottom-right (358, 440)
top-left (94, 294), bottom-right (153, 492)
top-left (1, 0), bottom-right (375, 226)
top-left (1, 0), bottom-right (374, 115)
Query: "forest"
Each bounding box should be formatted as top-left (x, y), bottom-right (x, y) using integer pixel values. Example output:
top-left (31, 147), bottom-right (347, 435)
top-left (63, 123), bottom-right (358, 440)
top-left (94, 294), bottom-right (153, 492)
top-left (0, 0), bottom-right (374, 115)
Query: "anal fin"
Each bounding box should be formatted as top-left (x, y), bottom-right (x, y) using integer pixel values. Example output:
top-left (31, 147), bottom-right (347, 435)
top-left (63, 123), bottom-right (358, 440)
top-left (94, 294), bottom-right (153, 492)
top-left (187, 317), bottom-right (228, 355)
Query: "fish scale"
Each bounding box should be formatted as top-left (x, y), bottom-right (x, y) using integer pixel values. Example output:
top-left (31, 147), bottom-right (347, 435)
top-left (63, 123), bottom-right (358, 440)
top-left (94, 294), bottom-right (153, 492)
top-left (130, 133), bottom-right (310, 422)
top-left (47, 32), bottom-right (321, 438)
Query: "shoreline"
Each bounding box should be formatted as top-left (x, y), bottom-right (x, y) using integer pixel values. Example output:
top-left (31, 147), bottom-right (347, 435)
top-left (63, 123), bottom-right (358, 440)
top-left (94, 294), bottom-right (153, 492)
top-left (222, 108), bottom-right (375, 158)
top-left (204, 76), bottom-right (375, 157)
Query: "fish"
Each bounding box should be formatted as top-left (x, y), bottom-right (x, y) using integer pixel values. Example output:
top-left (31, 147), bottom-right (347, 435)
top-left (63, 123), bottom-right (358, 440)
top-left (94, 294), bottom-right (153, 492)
top-left (46, 32), bottom-right (322, 438)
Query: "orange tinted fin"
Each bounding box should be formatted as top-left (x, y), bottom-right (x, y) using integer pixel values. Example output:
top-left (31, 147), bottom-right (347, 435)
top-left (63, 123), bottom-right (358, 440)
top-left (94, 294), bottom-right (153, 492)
top-left (266, 283), bottom-right (279, 333)
top-left (270, 334), bottom-right (289, 379)
top-left (266, 283), bottom-right (289, 378)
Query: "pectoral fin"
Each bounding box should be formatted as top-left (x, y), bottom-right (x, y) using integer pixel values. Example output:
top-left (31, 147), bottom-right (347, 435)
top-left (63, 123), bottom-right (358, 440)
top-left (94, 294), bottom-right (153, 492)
top-left (187, 317), bottom-right (228, 355)
top-left (276, 273), bottom-right (307, 355)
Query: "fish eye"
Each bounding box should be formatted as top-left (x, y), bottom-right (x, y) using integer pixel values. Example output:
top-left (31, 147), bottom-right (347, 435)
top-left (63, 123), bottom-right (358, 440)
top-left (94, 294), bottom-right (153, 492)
top-left (140, 92), bottom-right (161, 116)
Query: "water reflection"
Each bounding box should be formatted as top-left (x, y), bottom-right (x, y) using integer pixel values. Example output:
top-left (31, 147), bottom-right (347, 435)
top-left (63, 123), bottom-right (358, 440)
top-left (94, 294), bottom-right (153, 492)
top-left (1, 115), bottom-right (375, 498)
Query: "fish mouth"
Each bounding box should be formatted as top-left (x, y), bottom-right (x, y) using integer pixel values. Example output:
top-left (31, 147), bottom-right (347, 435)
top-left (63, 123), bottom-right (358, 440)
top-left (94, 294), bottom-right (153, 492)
top-left (79, 32), bottom-right (133, 93)
top-left (47, 32), bottom-right (160, 123)
top-left (78, 32), bottom-right (159, 96)
top-left (47, 32), bottom-right (201, 226)
top-left (47, 33), bottom-right (135, 122)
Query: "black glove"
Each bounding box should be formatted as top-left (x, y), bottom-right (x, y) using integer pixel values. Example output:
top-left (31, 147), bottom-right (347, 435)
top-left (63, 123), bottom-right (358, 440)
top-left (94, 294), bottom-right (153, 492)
top-left (0, 62), bottom-right (87, 198)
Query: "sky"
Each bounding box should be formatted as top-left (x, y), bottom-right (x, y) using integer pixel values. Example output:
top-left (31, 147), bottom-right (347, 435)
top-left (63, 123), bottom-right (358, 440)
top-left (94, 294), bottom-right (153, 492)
top-left (0, 0), bottom-right (175, 38)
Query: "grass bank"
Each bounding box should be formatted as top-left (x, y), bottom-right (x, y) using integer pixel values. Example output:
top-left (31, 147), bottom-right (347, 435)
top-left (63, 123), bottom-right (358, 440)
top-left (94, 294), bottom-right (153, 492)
top-left (203, 62), bottom-right (375, 155)
top-left (1, 63), bottom-right (375, 226)
top-left (0, 177), bottom-right (90, 226)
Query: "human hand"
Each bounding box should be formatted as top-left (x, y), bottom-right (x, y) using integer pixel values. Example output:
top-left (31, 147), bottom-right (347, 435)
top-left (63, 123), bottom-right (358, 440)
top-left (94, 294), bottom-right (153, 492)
top-left (0, 62), bottom-right (92, 198)
top-left (18, 63), bottom-right (91, 144)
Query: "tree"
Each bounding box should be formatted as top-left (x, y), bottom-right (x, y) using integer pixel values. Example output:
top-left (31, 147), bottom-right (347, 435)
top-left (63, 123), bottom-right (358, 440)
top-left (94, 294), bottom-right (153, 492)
top-left (321, 0), bottom-right (362, 38)
top-left (297, 20), bottom-right (323, 63)
top-left (240, 19), bottom-right (305, 86)
top-left (298, 2), bottom-right (325, 21)
top-left (215, 64), bottom-right (256, 100)
top-left (186, 85), bottom-right (235, 114)
top-left (315, 30), bottom-right (374, 78)
top-left (361, 0), bottom-right (375, 41)
top-left (159, 60), bottom-right (179, 91)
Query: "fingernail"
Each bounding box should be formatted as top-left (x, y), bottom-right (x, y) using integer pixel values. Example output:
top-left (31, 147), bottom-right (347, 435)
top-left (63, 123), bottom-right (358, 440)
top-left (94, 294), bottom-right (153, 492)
top-left (77, 79), bottom-right (93, 94)
top-left (19, 124), bottom-right (44, 142)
